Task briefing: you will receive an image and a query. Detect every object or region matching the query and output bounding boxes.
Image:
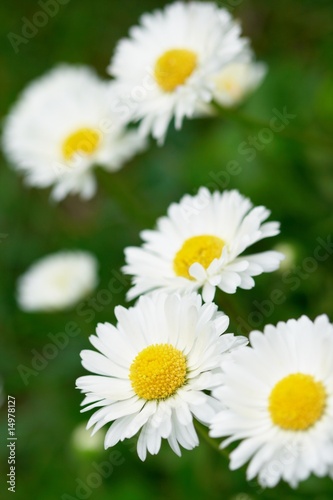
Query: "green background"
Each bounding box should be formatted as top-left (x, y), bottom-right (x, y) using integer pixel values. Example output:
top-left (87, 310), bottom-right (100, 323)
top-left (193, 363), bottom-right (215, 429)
top-left (1, 0), bottom-right (333, 498)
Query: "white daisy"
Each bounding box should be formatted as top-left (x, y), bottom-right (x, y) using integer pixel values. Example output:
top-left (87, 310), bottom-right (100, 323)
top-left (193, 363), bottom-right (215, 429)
top-left (2, 65), bottom-right (146, 201)
top-left (211, 52), bottom-right (267, 108)
top-left (76, 292), bottom-right (247, 460)
top-left (71, 423), bottom-right (105, 453)
top-left (210, 315), bottom-right (333, 488)
top-left (107, 1), bottom-right (249, 143)
top-left (17, 250), bottom-right (98, 311)
top-left (123, 187), bottom-right (284, 303)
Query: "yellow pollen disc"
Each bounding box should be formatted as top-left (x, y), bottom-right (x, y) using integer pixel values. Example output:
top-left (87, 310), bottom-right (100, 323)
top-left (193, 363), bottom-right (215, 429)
top-left (62, 128), bottom-right (100, 161)
top-left (154, 49), bottom-right (197, 92)
top-left (173, 235), bottom-right (225, 280)
top-left (129, 344), bottom-right (187, 400)
top-left (269, 373), bottom-right (327, 431)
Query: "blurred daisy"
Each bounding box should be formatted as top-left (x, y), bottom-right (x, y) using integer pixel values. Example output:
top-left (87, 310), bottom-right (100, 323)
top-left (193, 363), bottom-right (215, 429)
top-left (71, 423), bottom-right (105, 454)
top-left (210, 315), bottom-right (333, 488)
top-left (2, 65), bottom-right (146, 201)
top-left (273, 242), bottom-right (297, 272)
top-left (17, 251), bottom-right (98, 312)
top-left (107, 1), bottom-right (249, 143)
top-left (76, 292), bottom-right (247, 460)
top-left (211, 53), bottom-right (267, 108)
top-left (124, 188), bottom-right (284, 302)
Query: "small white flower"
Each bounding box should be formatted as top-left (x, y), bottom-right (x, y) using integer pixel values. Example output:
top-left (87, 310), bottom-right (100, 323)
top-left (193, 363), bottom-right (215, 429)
top-left (76, 292), bottom-right (247, 460)
top-left (124, 187), bottom-right (284, 303)
top-left (107, 1), bottom-right (250, 143)
top-left (2, 65), bottom-right (146, 201)
top-left (273, 242), bottom-right (297, 272)
top-left (17, 251), bottom-right (98, 312)
top-left (71, 423), bottom-right (105, 453)
top-left (211, 53), bottom-right (267, 108)
top-left (210, 315), bottom-right (333, 488)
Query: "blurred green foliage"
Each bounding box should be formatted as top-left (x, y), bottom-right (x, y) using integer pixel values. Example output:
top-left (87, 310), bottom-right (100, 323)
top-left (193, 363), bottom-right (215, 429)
top-left (1, 0), bottom-right (333, 498)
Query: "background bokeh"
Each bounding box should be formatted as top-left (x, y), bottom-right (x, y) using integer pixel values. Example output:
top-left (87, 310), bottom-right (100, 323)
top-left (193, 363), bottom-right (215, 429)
top-left (1, 0), bottom-right (333, 498)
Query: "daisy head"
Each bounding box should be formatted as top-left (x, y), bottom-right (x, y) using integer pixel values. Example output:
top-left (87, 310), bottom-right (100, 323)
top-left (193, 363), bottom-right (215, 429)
top-left (17, 250), bottom-right (98, 312)
top-left (107, 1), bottom-right (250, 143)
top-left (76, 292), bottom-right (247, 460)
top-left (123, 187), bottom-right (284, 303)
top-left (210, 315), bottom-right (333, 488)
top-left (2, 65), bottom-right (146, 201)
top-left (211, 52), bottom-right (267, 108)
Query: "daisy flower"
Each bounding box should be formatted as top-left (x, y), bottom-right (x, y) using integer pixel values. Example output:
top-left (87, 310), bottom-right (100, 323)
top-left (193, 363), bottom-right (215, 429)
top-left (2, 65), bottom-right (146, 201)
top-left (107, 1), bottom-right (250, 143)
top-left (210, 315), bottom-right (333, 488)
top-left (123, 187), bottom-right (284, 303)
top-left (71, 423), bottom-right (105, 454)
top-left (17, 251), bottom-right (98, 312)
top-left (211, 52), bottom-right (267, 108)
top-left (76, 292), bottom-right (247, 460)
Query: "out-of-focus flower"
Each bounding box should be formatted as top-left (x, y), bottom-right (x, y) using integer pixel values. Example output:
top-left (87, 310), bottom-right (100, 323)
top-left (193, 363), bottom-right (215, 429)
top-left (273, 242), bottom-right (297, 272)
top-left (17, 251), bottom-right (98, 311)
top-left (2, 65), bottom-right (146, 201)
top-left (211, 54), bottom-right (266, 108)
top-left (71, 423), bottom-right (105, 453)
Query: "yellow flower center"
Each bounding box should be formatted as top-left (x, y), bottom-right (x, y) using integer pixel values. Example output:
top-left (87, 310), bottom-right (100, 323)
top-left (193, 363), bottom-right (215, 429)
top-left (62, 128), bottom-right (101, 161)
top-left (154, 49), bottom-right (197, 92)
top-left (129, 344), bottom-right (187, 400)
top-left (173, 235), bottom-right (225, 280)
top-left (269, 373), bottom-right (327, 431)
